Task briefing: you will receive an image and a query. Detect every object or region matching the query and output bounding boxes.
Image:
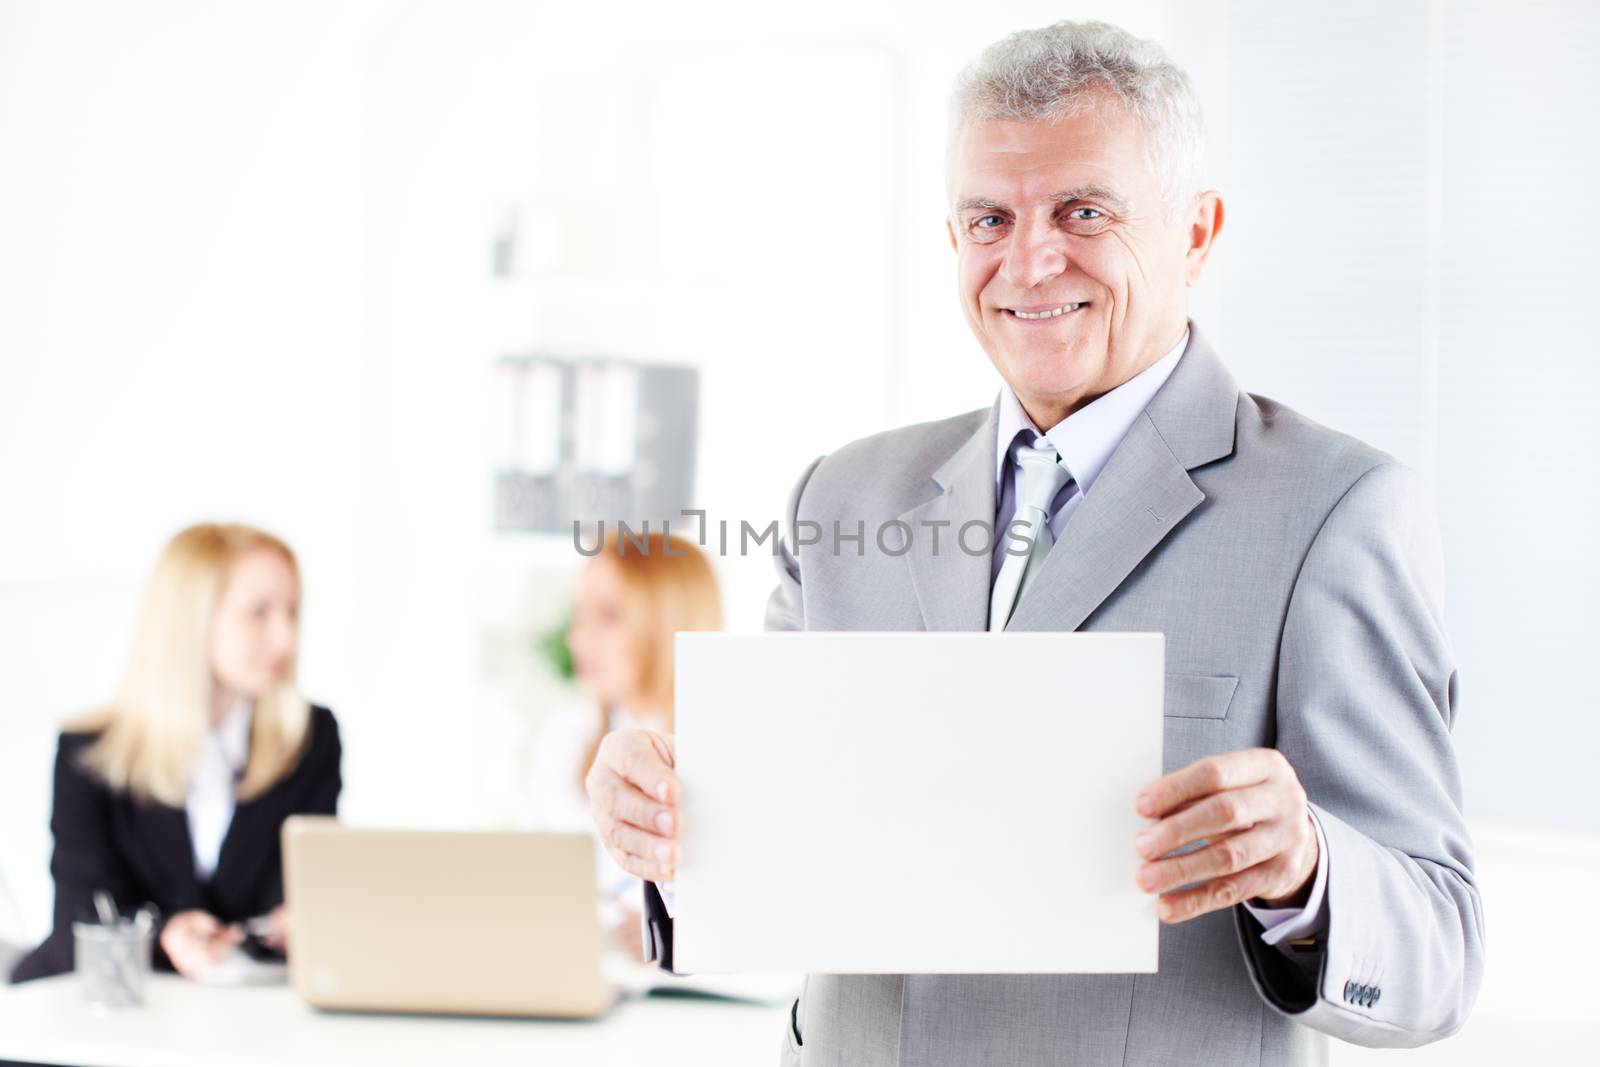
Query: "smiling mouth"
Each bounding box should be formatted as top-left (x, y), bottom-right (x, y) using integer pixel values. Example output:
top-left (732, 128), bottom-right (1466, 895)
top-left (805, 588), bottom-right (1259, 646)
top-left (1005, 302), bottom-right (1089, 320)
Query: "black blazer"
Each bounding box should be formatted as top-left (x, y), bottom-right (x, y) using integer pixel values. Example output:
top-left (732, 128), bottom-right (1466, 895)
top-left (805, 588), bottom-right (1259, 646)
top-left (9, 704), bottom-right (341, 983)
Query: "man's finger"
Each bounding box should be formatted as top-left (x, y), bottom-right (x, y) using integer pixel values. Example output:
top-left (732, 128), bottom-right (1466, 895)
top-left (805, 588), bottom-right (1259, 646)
top-left (1134, 782), bottom-right (1279, 860)
top-left (597, 812), bottom-right (677, 881)
top-left (603, 774), bottom-right (677, 836)
top-left (1136, 824), bottom-right (1281, 895)
top-left (609, 836), bottom-right (676, 883)
top-left (1135, 748), bottom-right (1282, 817)
top-left (612, 732), bottom-right (677, 803)
top-left (606, 815), bottom-right (677, 869)
top-left (1153, 854), bottom-right (1294, 923)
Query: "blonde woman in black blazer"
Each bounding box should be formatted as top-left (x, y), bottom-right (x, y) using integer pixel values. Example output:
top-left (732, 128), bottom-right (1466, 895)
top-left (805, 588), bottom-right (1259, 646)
top-left (10, 523), bottom-right (341, 983)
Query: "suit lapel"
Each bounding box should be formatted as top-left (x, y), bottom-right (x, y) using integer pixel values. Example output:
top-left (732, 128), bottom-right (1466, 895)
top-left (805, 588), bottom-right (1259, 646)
top-left (132, 781), bottom-right (273, 910)
top-left (898, 398), bottom-right (1000, 632)
top-left (1003, 413), bottom-right (1204, 632)
top-left (217, 710), bottom-right (284, 900)
top-left (1006, 321), bottom-right (1239, 633)
top-left (131, 800), bottom-right (205, 911)
top-left (215, 791), bottom-right (274, 898)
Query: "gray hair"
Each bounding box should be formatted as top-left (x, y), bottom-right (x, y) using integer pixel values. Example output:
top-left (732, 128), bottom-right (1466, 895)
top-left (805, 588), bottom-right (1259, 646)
top-left (947, 20), bottom-right (1207, 221)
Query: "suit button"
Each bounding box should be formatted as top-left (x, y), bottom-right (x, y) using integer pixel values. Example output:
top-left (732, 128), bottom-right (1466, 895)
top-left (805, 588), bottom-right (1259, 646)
top-left (1371, 988), bottom-right (1381, 1006)
top-left (1343, 981), bottom-right (1354, 1002)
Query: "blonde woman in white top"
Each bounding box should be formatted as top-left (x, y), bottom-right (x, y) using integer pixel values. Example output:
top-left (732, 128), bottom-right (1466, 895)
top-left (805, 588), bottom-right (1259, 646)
top-left (523, 528), bottom-right (721, 961)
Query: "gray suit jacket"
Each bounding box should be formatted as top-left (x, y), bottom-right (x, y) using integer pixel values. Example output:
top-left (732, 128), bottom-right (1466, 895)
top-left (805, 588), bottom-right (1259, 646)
top-left (647, 320), bottom-right (1483, 1065)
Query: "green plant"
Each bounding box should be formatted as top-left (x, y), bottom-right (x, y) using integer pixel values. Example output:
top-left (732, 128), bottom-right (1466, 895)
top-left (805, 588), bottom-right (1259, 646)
top-left (537, 615), bottom-right (576, 681)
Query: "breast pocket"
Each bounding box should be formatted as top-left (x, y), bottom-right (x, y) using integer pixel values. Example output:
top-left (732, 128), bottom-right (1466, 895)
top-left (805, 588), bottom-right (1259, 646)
top-left (1163, 672), bottom-right (1238, 720)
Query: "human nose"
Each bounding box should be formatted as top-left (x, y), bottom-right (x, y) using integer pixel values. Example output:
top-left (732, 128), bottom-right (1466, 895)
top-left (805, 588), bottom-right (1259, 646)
top-left (999, 215), bottom-right (1067, 291)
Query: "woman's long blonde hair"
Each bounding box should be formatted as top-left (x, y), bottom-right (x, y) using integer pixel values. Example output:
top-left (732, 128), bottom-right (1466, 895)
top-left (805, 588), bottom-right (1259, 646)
top-left (74, 523), bottom-right (312, 806)
top-left (578, 528), bottom-right (723, 787)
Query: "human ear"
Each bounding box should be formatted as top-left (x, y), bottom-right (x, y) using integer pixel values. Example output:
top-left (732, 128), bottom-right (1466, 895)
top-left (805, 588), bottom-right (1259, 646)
top-left (1183, 191), bottom-right (1224, 286)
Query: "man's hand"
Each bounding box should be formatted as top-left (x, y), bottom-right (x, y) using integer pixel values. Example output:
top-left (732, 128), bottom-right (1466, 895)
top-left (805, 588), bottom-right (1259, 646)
top-left (159, 909), bottom-right (244, 977)
top-left (585, 729), bottom-right (679, 883)
top-left (1133, 748), bottom-right (1319, 923)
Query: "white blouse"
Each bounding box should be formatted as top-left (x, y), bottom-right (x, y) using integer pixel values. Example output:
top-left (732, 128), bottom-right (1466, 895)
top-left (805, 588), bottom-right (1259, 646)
top-left (185, 696), bottom-right (253, 882)
top-left (521, 702), bottom-right (662, 920)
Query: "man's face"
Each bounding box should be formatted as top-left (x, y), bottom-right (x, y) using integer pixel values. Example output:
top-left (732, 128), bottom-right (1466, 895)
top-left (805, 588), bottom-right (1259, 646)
top-left (946, 99), bottom-right (1208, 428)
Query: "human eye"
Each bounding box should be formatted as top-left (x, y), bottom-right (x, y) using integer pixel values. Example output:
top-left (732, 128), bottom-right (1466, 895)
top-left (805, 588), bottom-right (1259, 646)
top-left (1062, 207), bottom-right (1113, 228)
top-left (1060, 204), bottom-right (1112, 233)
top-left (967, 213), bottom-right (1008, 242)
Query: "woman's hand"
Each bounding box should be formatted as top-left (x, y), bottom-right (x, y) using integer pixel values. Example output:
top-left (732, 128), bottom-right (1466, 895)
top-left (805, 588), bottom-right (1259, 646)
top-left (611, 904), bottom-right (646, 963)
top-left (252, 905), bottom-right (289, 953)
top-left (159, 909), bottom-right (244, 977)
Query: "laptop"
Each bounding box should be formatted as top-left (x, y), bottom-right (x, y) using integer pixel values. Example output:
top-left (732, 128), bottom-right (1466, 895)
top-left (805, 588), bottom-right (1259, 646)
top-left (281, 816), bottom-right (615, 1018)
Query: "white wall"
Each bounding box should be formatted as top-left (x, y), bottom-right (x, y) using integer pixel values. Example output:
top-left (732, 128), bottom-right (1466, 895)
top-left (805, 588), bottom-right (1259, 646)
top-left (2, 3), bottom-right (1596, 1051)
top-left (0, 0), bottom-right (380, 938)
top-left (1171, 0), bottom-right (1600, 833)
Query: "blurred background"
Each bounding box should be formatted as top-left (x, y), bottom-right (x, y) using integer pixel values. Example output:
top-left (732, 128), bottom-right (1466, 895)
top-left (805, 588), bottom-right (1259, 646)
top-left (1, 0), bottom-right (1596, 1060)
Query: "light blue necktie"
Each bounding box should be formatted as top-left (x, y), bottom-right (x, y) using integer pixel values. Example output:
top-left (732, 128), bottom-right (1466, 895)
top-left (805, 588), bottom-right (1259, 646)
top-left (989, 440), bottom-right (1074, 631)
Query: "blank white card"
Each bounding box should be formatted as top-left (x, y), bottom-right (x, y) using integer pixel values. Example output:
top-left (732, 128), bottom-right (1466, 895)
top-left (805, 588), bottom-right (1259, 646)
top-left (673, 631), bottom-right (1163, 974)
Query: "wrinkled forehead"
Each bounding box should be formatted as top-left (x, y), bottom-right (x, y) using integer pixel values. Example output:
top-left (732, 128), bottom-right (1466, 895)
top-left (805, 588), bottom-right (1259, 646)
top-left (945, 101), bottom-right (1157, 211)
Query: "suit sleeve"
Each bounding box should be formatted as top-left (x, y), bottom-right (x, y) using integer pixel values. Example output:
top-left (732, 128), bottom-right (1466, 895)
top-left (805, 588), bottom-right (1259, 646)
top-left (763, 453), bottom-right (825, 634)
top-left (1234, 461), bottom-right (1485, 1047)
top-left (10, 736), bottom-right (142, 982)
top-left (259, 707), bottom-right (343, 908)
top-left (300, 708), bottom-right (343, 817)
top-left (642, 453), bottom-right (827, 974)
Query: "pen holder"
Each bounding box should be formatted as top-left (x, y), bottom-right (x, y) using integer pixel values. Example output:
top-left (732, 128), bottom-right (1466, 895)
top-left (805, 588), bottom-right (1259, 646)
top-left (73, 918), bottom-right (153, 1009)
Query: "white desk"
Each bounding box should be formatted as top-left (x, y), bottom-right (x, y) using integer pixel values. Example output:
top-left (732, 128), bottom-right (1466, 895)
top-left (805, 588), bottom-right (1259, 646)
top-left (0, 975), bottom-right (792, 1067)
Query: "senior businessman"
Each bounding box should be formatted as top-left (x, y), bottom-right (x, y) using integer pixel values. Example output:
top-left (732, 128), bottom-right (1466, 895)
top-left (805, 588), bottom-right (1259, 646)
top-left (586, 18), bottom-right (1482, 1066)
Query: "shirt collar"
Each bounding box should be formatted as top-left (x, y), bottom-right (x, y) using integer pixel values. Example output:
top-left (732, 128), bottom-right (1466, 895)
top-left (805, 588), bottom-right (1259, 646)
top-left (995, 326), bottom-right (1191, 497)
